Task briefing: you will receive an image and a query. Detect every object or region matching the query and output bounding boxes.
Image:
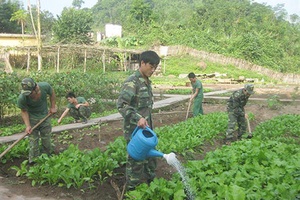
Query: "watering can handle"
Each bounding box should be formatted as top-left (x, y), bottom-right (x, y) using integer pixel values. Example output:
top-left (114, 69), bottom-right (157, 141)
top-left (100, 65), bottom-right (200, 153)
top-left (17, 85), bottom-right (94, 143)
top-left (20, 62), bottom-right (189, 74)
top-left (131, 126), bottom-right (140, 138)
top-left (131, 126), bottom-right (152, 138)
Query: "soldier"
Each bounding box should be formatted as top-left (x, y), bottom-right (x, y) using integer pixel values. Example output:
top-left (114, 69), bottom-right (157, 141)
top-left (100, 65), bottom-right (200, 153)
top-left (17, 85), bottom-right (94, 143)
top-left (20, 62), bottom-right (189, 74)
top-left (225, 84), bottom-right (254, 145)
top-left (188, 72), bottom-right (204, 116)
top-left (58, 92), bottom-right (91, 124)
top-left (17, 78), bottom-right (57, 164)
top-left (117, 50), bottom-right (160, 191)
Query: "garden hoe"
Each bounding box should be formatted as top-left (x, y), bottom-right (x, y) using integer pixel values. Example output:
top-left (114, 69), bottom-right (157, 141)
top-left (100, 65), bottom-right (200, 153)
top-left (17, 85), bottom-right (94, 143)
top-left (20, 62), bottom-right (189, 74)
top-left (0, 113), bottom-right (52, 159)
top-left (246, 117), bottom-right (253, 139)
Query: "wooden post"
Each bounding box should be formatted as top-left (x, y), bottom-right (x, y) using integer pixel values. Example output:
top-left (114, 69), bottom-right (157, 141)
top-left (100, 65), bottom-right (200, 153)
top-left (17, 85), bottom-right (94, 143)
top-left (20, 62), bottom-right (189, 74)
top-left (163, 58), bottom-right (166, 74)
top-left (102, 50), bottom-right (106, 73)
top-left (123, 53), bottom-right (127, 72)
top-left (26, 48), bottom-right (30, 73)
top-left (37, 0), bottom-right (42, 71)
top-left (84, 49), bottom-right (87, 73)
top-left (56, 46), bottom-right (60, 73)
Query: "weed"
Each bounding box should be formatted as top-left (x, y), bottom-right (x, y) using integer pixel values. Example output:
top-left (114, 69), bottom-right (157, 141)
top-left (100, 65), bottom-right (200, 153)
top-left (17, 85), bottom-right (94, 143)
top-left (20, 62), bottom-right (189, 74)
top-left (267, 95), bottom-right (282, 110)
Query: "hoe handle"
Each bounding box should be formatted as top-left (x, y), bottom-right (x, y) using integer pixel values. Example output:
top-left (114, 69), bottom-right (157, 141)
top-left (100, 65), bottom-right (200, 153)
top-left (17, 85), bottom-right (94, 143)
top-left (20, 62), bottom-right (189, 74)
top-left (186, 99), bottom-right (192, 120)
top-left (246, 116), bottom-right (253, 138)
top-left (246, 117), bottom-right (252, 134)
top-left (0, 113), bottom-right (52, 159)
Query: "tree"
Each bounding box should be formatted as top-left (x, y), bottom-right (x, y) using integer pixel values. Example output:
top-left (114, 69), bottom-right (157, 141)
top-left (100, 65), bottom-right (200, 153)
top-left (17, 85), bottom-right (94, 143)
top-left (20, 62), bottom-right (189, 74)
top-left (72, 0), bottom-right (85, 9)
top-left (52, 8), bottom-right (94, 44)
top-left (24, 6), bottom-right (56, 41)
top-left (0, 0), bottom-right (22, 33)
top-left (91, 0), bottom-right (127, 28)
top-left (130, 0), bottom-right (153, 24)
top-left (10, 9), bottom-right (27, 34)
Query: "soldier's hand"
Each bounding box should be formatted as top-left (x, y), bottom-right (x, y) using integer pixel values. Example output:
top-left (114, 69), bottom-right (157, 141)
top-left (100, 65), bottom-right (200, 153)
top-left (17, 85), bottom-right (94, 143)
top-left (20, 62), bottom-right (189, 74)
top-left (137, 118), bottom-right (148, 129)
top-left (25, 126), bottom-right (32, 134)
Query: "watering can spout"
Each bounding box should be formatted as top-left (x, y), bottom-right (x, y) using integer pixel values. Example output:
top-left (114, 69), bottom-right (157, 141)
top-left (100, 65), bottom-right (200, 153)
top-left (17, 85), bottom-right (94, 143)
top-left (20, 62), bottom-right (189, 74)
top-left (147, 149), bottom-right (164, 158)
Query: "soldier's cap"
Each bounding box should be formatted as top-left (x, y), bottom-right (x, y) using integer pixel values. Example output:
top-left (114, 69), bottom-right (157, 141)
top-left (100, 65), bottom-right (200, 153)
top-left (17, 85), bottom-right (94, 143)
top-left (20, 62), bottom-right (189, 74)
top-left (21, 78), bottom-right (36, 96)
top-left (244, 84), bottom-right (254, 94)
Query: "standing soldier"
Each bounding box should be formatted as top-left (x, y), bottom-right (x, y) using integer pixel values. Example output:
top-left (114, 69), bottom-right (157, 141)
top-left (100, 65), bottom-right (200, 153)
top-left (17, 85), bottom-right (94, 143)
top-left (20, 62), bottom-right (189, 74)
top-left (188, 72), bottom-right (204, 116)
top-left (225, 84), bottom-right (254, 144)
top-left (117, 50), bottom-right (160, 191)
top-left (17, 78), bottom-right (57, 164)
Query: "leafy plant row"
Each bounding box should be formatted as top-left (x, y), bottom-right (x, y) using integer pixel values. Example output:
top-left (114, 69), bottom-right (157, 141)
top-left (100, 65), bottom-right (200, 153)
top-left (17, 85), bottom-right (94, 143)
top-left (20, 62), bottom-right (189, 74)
top-left (155, 112), bottom-right (228, 155)
top-left (11, 137), bottom-right (126, 188)
top-left (127, 114), bottom-right (300, 199)
top-left (5, 112), bottom-right (300, 199)
top-left (4, 112), bottom-right (227, 189)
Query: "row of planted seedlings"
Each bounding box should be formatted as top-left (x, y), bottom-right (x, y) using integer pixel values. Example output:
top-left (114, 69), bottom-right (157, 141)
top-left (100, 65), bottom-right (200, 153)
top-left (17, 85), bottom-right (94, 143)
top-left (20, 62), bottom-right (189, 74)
top-left (0, 112), bottom-right (227, 189)
top-left (1, 113), bottom-right (299, 199)
top-left (0, 134), bottom-right (127, 188)
top-left (127, 114), bottom-right (300, 200)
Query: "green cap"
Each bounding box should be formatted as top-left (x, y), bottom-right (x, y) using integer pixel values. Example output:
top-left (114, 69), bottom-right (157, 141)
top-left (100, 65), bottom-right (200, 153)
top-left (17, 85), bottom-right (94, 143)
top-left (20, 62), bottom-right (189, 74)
top-left (21, 78), bottom-right (36, 96)
top-left (244, 84), bottom-right (254, 94)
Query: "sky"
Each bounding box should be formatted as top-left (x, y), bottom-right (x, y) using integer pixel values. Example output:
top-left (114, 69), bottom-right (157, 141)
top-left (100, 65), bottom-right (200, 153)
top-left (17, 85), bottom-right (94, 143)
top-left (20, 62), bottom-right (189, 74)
top-left (21, 0), bottom-right (299, 17)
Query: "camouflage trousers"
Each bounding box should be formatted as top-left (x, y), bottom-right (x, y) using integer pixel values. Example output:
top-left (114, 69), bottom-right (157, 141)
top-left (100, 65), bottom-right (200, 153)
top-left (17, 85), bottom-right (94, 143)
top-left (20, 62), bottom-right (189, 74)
top-left (225, 111), bottom-right (246, 140)
top-left (126, 155), bottom-right (157, 190)
top-left (193, 96), bottom-right (204, 117)
top-left (29, 117), bottom-right (53, 163)
top-left (69, 106), bottom-right (91, 121)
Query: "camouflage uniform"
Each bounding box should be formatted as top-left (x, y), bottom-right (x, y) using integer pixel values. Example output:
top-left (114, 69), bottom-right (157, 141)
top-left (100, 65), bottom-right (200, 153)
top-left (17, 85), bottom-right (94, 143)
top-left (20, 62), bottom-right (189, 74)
top-left (117, 70), bottom-right (156, 190)
top-left (68, 97), bottom-right (91, 121)
top-left (225, 88), bottom-right (249, 141)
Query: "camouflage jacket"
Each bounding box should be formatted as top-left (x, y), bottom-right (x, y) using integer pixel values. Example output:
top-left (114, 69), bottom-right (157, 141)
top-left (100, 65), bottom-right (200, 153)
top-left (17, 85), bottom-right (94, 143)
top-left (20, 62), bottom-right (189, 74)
top-left (227, 89), bottom-right (249, 114)
top-left (117, 70), bottom-right (153, 140)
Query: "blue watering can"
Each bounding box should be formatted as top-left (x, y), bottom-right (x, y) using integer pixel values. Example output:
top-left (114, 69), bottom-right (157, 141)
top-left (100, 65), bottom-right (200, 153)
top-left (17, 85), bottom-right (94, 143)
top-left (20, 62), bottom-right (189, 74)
top-left (127, 126), bottom-right (164, 161)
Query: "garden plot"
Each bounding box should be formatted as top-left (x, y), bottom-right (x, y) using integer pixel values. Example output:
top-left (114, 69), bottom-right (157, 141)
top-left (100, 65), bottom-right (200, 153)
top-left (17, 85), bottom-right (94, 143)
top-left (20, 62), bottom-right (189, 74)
top-left (0, 84), bottom-right (299, 200)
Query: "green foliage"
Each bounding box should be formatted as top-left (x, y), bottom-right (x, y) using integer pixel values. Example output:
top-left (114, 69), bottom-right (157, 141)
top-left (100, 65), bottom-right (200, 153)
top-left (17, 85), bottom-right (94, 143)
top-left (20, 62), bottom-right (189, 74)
top-left (0, 71), bottom-right (21, 119)
top-left (101, 36), bottom-right (143, 48)
top-left (0, 70), bottom-right (123, 128)
top-left (4, 106), bottom-right (299, 199)
top-left (52, 8), bottom-right (94, 44)
top-left (126, 178), bottom-right (185, 200)
top-left (164, 89), bottom-right (192, 95)
top-left (253, 114), bottom-right (300, 143)
top-left (106, 0), bottom-right (300, 73)
top-left (0, 0), bottom-right (22, 33)
top-left (182, 139), bottom-right (300, 199)
top-left (0, 139), bottom-right (28, 164)
top-left (161, 55), bottom-right (272, 81)
top-left (266, 95), bottom-right (282, 110)
top-left (11, 137), bottom-right (127, 188)
top-left (10, 9), bottom-right (27, 34)
top-left (155, 112), bottom-right (228, 154)
top-left (0, 124), bottom-right (25, 136)
top-left (129, 114), bottom-right (300, 199)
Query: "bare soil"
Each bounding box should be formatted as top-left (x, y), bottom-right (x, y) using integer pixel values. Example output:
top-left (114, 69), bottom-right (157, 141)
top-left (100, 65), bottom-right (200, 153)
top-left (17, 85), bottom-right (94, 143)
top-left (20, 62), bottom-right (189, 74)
top-left (0, 84), bottom-right (299, 200)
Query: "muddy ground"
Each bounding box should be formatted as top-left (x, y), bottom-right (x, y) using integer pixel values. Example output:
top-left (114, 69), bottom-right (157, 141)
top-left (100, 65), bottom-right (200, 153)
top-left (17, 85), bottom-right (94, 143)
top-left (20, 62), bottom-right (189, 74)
top-left (0, 84), bottom-right (299, 200)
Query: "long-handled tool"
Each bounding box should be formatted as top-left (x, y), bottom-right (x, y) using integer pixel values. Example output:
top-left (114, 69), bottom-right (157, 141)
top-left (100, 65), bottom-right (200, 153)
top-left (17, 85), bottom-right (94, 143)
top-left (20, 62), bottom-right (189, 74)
top-left (246, 117), bottom-right (253, 139)
top-left (0, 113), bottom-right (52, 159)
top-left (185, 99), bottom-right (192, 120)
